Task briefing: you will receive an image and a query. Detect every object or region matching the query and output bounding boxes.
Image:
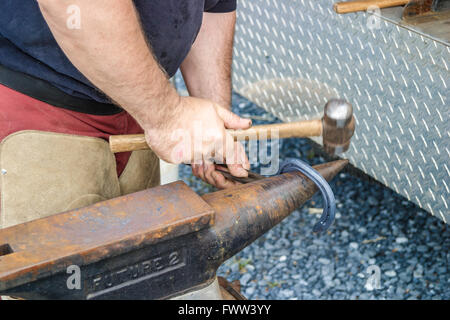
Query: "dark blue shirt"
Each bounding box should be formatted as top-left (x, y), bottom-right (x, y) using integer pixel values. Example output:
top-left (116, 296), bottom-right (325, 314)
top-left (0, 0), bottom-right (236, 105)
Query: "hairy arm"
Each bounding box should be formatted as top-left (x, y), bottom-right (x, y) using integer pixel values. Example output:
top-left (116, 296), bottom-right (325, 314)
top-left (37, 0), bottom-right (179, 127)
top-left (180, 11), bottom-right (236, 109)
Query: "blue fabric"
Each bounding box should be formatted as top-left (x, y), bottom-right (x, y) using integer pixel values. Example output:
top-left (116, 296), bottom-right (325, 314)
top-left (0, 0), bottom-right (235, 105)
top-left (205, 0), bottom-right (237, 12)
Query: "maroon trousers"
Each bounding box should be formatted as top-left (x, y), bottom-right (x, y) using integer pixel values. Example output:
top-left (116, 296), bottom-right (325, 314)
top-left (0, 84), bottom-right (144, 176)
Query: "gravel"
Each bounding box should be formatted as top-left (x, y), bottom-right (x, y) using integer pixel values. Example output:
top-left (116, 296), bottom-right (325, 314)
top-left (176, 84), bottom-right (450, 300)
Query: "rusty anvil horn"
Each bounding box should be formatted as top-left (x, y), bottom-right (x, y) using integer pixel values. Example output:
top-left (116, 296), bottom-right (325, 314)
top-left (0, 160), bottom-right (347, 300)
top-left (201, 160), bottom-right (348, 263)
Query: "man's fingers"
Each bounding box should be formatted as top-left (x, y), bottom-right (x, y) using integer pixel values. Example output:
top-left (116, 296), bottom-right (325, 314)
top-left (226, 163), bottom-right (248, 177)
top-left (218, 133), bottom-right (248, 177)
top-left (202, 161), bottom-right (217, 186)
top-left (195, 162), bottom-right (239, 189)
top-left (191, 164), bottom-right (200, 178)
top-left (236, 141), bottom-right (250, 170)
top-left (212, 171), bottom-right (239, 189)
top-left (192, 163), bottom-right (206, 182)
top-left (189, 102), bottom-right (252, 187)
top-left (216, 105), bottom-right (252, 130)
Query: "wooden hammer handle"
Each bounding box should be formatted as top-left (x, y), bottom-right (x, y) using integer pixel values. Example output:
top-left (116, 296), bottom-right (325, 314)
top-left (333, 0), bottom-right (409, 13)
top-left (109, 119), bottom-right (322, 153)
top-left (230, 119), bottom-right (322, 141)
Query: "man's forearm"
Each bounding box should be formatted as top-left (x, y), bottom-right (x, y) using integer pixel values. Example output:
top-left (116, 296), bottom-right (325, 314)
top-left (37, 0), bottom-right (179, 128)
top-left (180, 11), bottom-right (236, 109)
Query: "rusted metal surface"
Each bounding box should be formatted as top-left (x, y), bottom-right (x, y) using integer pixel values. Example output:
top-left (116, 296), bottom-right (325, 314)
top-left (218, 276), bottom-right (246, 300)
top-left (0, 160), bottom-right (347, 299)
top-left (214, 164), bottom-right (265, 184)
top-left (403, 0), bottom-right (450, 23)
top-left (200, 160), bottom-right (348, 264)
top-left (0, 181), bottom-right (214, 291)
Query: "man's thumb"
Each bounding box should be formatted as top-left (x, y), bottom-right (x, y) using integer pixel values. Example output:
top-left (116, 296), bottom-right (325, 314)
top-left (216, 106), bottom-right (252, 130)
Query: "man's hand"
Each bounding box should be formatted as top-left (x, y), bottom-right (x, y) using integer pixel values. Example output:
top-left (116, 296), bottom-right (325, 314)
top-left (143, 96), bottom-right (252, 185)
top-left (181, 11), bottom-right (240, 188)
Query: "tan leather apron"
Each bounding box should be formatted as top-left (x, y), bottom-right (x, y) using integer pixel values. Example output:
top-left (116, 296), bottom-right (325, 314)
top-left (0, 130), bottom-right (160, 229)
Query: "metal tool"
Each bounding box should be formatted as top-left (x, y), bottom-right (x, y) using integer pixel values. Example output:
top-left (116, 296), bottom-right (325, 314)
top-left (108, 99), bottom-right (355, 155)
top-left (213, 164), bottom-right (265, 184)
top-left (0, 160), bottom-right (347, 300)
top-left (333, 0), bottom-right (410, 13)
top-left (402, 0), bottom-right (450, 22)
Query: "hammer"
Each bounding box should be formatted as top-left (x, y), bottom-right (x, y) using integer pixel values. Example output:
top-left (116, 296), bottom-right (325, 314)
top-left (109, 99), bottom-right (355, 155)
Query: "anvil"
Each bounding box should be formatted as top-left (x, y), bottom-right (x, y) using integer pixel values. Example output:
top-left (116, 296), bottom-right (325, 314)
top-left (0, 160), bottom-right (347, 299)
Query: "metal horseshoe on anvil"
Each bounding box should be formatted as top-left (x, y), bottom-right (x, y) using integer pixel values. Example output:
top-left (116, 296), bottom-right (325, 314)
top-left (0, 99), bottom-right (355, 300)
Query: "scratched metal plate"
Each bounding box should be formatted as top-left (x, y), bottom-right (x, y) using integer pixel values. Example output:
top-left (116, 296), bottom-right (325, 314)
top-left (232, 0), bottom-right (449, 223)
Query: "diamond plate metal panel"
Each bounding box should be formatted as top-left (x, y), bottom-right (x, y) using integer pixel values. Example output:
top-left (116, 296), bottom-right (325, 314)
top-left (232, 0), bottom-right (449, 223)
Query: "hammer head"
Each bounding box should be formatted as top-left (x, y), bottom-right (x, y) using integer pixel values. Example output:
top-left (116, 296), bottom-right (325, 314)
top-left (322, 99), bottom-right (355, 155)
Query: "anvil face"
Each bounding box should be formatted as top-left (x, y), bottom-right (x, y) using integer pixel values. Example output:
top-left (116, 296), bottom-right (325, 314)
top-left (0, 181), bottom-right (216, 300)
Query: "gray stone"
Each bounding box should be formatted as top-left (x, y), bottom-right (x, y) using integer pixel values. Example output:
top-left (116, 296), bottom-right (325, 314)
top-left (417, 245), bottom-right (428, 253)
top-left (399, 272), bottom-right (412, 283)
top-left (245, 287), bottom-right (255, 296)
top-left (302, 293), bottom-right (313, 300)
top-left (349, 242), bottom-right (359, 250)
top-left (313, 239), bottom-right (326, 246)
top-left (437, 266), bottom-right (447, 274)
top-left (318, 258), bottom-right (331, 265)
top-left (396, 237), bottom-right (408, 244)
top-left (298, 279), bottom-right (309, 286)
top-left (385, 270), bottom-right (397, 277)
top-left (276, 262), bottom-right (287, 269)
top-left (368, 196), bottom-right (379, 206)
top-left (413, 264), bottom-right (423, 278)
top-left (312, 289), bottom-right (321, 296)
top-left (323, 277), bottom-right (334, 288)
top-left (395, 287), bottom-right (405, 297)
top-left (230, 263), bottom-right (239, 273)
top-left (280, 289), bottom-right (294, 298)
top-left (240, 273), bottom-right (252, 286)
